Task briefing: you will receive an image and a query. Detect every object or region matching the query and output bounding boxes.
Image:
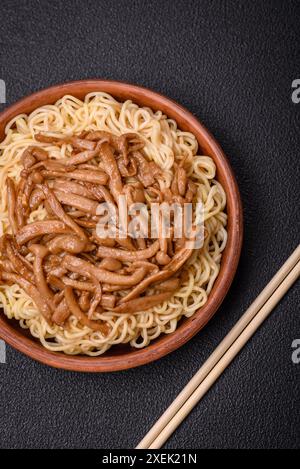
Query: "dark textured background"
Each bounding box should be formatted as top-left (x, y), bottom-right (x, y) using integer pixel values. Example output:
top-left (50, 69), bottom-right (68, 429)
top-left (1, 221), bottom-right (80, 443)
top-left (0, 0), bottom-right (299, 450)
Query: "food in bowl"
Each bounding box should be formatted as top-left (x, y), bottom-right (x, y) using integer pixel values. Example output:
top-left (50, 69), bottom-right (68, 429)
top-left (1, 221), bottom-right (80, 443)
top-left (0, 92), bottom-right (227, 356)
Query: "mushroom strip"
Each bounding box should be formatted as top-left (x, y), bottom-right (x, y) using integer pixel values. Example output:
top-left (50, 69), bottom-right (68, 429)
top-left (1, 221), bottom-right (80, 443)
top-left (86, 183), bottom-right (115, 204)
top-left (22, 147), bottom-right (48, 168)
top-left (100, 294), bottom-right (116, 309)
top-left (52, 180), bottom-right (99, 200)
top-left (79, 291), bottom-right (90, 312)
top-left (15, 178), bottom-right (26, 227)
top-left (35, 134), bottom-right (64, 144)
top-left (86, 131), bottom-right (140, 163)
top-left (60, 277), bottom-right (96, 292)
top-left (30, 159), bottom-right (76, 172)
top-left (117, 133), bottom-right (144, 163)
top-left (75, 219), bottom-right (97, 228)
top-left (126, 261), bottom-right (159, 274)
top-left (52, 298), bottom-right (71, 326)
top-left (156, 251), bottom-right (171, 265)
top-left (65, 137), bottom-right (96, 151)
top-left (29, 187), bottom-right (45, 210)
top-left (91, 232), bottom-right (116, 247)
top-left (29, 245), bottom-right (55, 311)
top-left (41, 169), bottom-right (108, 185)
top-left (115, 236), bottom-right (136, 251)
top-left (9, 240), bottom-right (33, 272)
top-left (30, 147), bottom-right (48, 161)
top-left (35, 134), bottom-right (95, 151)
top-left (47, 275), bottom-right (65, 290)
top-left (40, 184), bottom-right (87, 240)
top-left (132, 151), bottom-right (161, 187)
top-left (119, 270), bottom-right (170, 303)
top-left (154, 278), bottom-right (180, 291)
top-left (68, 210), bottom-right (87, 218)
top-left (69, 169), bottom-right (109, 185)
top-left (0, 271), bottom-right (52, 323)
top-left (6, 178), bottom-right (18, 234)
top-left (77, 163), bottom-right (101, 170)
top-left (163, 241), bottom-right (194, 273)
top-left (21, 149), bottom-right (36, 169)
top-left (96, 240), bottom-right (160, 262)
top-left (64, 286), bottom-right (108, 333)
top-left (113, 290), bottom-right (175, 314)
top-left (47, 234), bottom-right (91, 254)
top-left (62, 143), bottom-right (103, 167)
top-left (62, 254), bottom-right (147, 286)
top-left (119, 243), bottom-right (194, 303)
top-left (88, 279), bottom-right (102, 319)
top-left (102, 283), bottom-right (126, 292)
top-left (94, 229), bottom-right (136, 251)
top-left (16, 220), bottom-right (71, 245)
top-left (98, 257), bottom-right (122, 271)
top-left (58, 278), bottom-right (117, 308)
top-left (22, 175), bottom-right (37, 216)
top-left (54, 290), bottom-right (65, 305)
top-left (118, 158), bottom-right (137, 177)
top-left (2, 236), bottom-right (34, 283)
top-left (99, 142), bottom-right (123, 204)
top-left (53, 190), bottom-right (98, 215)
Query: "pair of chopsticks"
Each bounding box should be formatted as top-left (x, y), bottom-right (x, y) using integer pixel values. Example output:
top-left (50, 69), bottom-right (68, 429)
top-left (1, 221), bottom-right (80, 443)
top-left (137, 244), bottom-right (300, 449)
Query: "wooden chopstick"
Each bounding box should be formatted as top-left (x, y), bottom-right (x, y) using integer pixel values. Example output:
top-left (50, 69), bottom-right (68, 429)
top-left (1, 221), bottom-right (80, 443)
top-left (147, 259), bottom-right (300, 449)
top-left (137, 244), bottom-right (300, 449)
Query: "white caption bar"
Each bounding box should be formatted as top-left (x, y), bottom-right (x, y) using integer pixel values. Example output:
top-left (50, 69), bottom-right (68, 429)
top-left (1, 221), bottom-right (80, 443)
top-left (0, 79), bottom-right (6, 103)
top-left (0, 340), bottom-right (6, 363)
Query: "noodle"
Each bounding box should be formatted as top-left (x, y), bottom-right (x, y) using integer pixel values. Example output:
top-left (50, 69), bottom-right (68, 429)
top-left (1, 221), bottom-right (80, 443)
top-left (0, 92), bottom-right (227, 355)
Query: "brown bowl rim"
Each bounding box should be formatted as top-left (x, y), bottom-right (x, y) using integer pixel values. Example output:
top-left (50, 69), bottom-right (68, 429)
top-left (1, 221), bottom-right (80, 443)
top-left (0, 79), bottom-right (243, 372)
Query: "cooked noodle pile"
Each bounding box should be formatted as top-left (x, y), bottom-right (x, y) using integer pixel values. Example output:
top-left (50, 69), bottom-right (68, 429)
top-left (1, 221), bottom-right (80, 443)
top-left (0, 93), bottom-right (227, 355)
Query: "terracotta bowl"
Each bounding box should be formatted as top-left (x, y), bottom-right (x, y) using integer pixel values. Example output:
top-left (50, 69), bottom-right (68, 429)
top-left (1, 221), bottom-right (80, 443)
top-left (0, 80), bottom-right (243, 372)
